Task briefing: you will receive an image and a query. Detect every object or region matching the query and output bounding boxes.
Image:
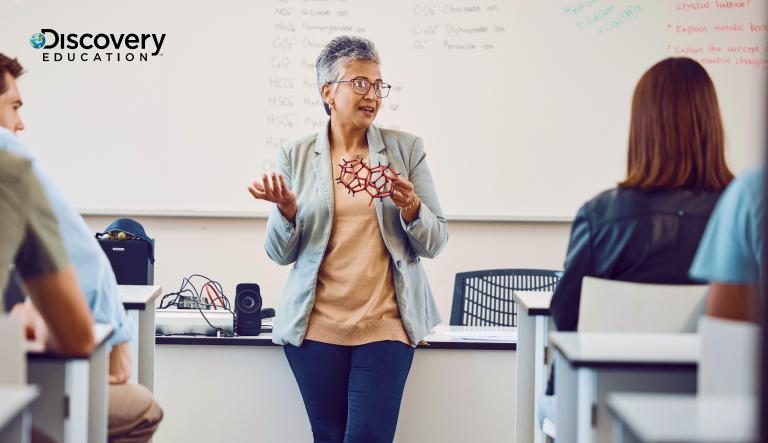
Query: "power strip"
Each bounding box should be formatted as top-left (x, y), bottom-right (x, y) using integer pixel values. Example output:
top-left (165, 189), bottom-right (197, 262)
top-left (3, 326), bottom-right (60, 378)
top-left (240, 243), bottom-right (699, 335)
top-left (156, 308), bottom-right (234, 336)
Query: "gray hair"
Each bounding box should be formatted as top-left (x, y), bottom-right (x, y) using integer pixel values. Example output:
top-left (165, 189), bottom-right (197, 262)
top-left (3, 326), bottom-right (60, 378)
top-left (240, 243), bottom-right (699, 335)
top-left (316, 36), bottom-right (380, 116)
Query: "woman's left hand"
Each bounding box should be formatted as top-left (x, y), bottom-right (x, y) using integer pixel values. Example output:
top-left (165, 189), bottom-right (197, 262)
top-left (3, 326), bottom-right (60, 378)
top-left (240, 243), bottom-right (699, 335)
top-left (391, 176), bottom-right (421, 223)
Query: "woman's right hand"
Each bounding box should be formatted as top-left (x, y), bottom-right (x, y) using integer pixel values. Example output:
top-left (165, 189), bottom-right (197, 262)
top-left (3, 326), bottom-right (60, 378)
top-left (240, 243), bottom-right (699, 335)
top-left (249, 172), bottom-right (298, 223)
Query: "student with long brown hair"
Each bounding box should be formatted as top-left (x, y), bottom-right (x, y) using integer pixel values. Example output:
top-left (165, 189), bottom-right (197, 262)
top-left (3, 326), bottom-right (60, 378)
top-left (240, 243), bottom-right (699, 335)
top-left (538, 57), bottom-right (735, 429)
top-left (551, 56), bottom-right (734, 331)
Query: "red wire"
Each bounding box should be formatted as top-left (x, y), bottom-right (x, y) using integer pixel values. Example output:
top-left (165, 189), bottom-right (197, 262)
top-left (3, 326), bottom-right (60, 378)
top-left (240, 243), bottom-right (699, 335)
top-left (213, 285), bottom-right (225, 308)
top-left (203, 282), bottom-right (226, 310)
top-left (204, 284), bottom-right (218, 310)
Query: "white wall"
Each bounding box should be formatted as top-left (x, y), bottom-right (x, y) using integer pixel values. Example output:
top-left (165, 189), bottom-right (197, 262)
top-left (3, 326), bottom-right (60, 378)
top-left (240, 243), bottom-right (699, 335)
top-left (84, 216), bottom-right (571, 320)
top-left (9, 1), bottom-right (766, 220)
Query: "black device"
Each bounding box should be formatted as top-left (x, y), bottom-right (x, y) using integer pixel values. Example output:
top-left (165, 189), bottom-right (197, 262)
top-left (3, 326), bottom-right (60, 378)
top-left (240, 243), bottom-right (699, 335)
top-left (235, 283), bottom-right (263, 336)
top-left (98, 239), bottom-right (154, 285)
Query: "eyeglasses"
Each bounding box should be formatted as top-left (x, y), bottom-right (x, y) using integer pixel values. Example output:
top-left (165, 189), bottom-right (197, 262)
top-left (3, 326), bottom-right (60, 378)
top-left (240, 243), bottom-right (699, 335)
top-left (327, 77), bottom-right (391, 98)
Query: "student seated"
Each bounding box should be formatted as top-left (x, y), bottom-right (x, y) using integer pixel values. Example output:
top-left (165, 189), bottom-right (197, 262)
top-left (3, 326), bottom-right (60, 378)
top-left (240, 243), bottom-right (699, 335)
top-left (0, 150), bottom-right (95, 355)
top-left (0, 53), bottom-right (163, 442)
top-left (541, 57), bottom-right (735, 427)
top-left (690, 167), bottom-right (764, 323)
top-left (550, 57), bottom-right (734, 331)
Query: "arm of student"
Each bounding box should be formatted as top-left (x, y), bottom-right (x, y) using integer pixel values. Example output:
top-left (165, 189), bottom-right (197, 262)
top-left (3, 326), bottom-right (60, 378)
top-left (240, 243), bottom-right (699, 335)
top-left (14, 167), bottom-right (95, 356)
top-left (706, 283), bottom-right (761, 323)
top-left (550, 207), bottom-right (593, 331)
top-left (24, 267), bottom-right (96, 356)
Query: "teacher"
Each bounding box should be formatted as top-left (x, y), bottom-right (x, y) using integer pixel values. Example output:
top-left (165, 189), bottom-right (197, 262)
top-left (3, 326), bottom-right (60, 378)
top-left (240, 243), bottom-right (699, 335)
top-left (248, 35), bottom-right (448, 443)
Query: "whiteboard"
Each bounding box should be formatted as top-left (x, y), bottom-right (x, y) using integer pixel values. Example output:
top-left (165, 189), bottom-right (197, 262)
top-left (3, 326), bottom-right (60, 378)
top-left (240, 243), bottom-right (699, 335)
top-left (1, 0), bottom-right (766, 220)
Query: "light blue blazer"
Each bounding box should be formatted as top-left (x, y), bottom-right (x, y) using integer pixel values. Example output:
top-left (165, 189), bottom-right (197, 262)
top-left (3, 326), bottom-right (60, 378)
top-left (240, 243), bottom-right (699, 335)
top-left (265, 121), bottom-right (449, 346)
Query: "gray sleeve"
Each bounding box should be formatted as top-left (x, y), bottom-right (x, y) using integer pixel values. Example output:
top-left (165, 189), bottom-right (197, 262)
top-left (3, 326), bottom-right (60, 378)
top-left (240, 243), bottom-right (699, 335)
top-left (264, 146), bottom-right (301, 266)
top-left (398, 137), bottom-right (449, 259)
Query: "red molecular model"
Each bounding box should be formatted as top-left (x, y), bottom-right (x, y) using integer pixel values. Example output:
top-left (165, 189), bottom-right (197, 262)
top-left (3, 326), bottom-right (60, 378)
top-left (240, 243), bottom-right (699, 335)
top-left (336, 157), bottom-right (399, 206)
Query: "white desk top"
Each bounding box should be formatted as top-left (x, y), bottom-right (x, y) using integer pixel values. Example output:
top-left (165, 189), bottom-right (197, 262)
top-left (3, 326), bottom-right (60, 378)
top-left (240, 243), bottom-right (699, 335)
top-left (427, 325), bottom-right (517, 342)
top-left (607, 393), bottom-right (757, 442)
top-left (513, 291), bottom-right (552, 315)
top-left (26, 323), bottom-right (114, 358)
top-left (119, 285), bottom-right (162, 310)
top-left (549, 332), bottom-right (700, 368)
top-left (156, 324), bottom-right (517, 350)
top-left (0, 385), bottom-right (38, 430)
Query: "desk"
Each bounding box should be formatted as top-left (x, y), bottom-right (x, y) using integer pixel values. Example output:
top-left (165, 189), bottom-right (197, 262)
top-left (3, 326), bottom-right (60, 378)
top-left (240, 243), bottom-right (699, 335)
top-left (607, 393), bottom-right (757, 443)
top-left (119, 285), bottom-right (162, 391)
top-left (513, 291), bottom-right (553, 443)
top-left (550, 332), bottom-right (700, 443)
top-left (0, 385), bottom-right (38, 443)
top-left (154, 325), bottom-right (517, 443)
top-left (27, 324), bottom-right (113, 443)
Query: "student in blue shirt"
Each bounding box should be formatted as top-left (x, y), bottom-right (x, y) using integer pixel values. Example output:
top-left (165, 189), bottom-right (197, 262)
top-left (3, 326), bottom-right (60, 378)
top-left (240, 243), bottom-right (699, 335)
top-left (0, 149), bottom-right (96, 357)
top-left (0, 53), bottom-right (163, 442)
top-left (690, 168), bottom-right (764, 322)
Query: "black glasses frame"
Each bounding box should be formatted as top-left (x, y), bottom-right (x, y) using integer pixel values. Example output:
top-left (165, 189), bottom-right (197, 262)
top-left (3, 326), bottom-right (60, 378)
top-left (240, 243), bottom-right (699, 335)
top-left (327, 77), bottom-right (391, 98)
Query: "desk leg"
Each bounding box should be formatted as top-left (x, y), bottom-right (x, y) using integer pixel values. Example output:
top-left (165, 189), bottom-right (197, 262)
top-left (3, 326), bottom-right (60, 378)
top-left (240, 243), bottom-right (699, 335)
top-left (0, 409), bottom-right (31, 443)
top-left (88, 345), bottom-right (109, 443)
top-left (555, 361), bottom-right (698, 443)
top-left (28, 360), bottom-right (89, 443)
top-left (576, 369), bottom-right (597, 443)
top-left (515, 307), bottom-right (535, 443)
top-left (127, 310), bottom-right (140, 386)
top-left (138, 307), bottom-right (155, 392)
top-left (554, 353), bottom-right (598, 443)
top-left (532, 317), bottom-right (548, 443)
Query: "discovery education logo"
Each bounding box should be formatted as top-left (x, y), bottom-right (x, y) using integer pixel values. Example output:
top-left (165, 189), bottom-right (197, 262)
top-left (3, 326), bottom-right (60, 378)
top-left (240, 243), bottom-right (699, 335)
top-left (29, 29), bottom-right (166, 62)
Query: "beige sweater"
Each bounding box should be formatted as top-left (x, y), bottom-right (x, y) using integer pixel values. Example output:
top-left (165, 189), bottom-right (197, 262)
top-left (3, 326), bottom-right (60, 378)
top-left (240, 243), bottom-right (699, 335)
top-left (304, 154), bottom-right (410, 346)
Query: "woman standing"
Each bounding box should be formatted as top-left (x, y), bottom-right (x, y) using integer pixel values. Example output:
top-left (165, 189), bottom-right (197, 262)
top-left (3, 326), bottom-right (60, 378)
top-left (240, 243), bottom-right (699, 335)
top-left (248, 36), bottom-right (448, 443)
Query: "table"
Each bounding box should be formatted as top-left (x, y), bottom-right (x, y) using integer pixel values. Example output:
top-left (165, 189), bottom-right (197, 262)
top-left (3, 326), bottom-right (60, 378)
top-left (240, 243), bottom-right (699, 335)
top-left (27, 324), bottom-right (113, 443)
top-left (549, 332), bottom-right (700, 443)
top-left (119, 285), bottom-right (162, 391)
top-left (514, 291), bottom-right (553, 443)
top-left (0, 385), bottom-right (38, 443)
top-left (607, 393), bottom-right (757, 443)
top-left (153, 325), bottom-right (517, 443)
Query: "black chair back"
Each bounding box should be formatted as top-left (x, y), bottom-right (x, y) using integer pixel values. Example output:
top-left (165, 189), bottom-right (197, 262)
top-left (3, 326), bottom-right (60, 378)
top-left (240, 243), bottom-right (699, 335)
top-left (450, 269), bottom-right (562, 326)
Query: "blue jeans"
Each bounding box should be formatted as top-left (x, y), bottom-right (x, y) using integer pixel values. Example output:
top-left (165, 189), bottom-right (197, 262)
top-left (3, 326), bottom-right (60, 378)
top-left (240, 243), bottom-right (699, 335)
top-left (284, 339), bottom-right (415, 443)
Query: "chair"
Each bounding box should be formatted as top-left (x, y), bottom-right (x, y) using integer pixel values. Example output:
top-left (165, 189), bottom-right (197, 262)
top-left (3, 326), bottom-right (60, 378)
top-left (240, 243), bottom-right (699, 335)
top-left (450, 269), bottom-right (562, 327)
top-left (577, 277), bottom-right (708, 332)
top-left (698, 316), bottom-right (760, 398)
top-left (541, 277), bottom-right (709, 442)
